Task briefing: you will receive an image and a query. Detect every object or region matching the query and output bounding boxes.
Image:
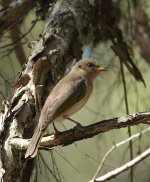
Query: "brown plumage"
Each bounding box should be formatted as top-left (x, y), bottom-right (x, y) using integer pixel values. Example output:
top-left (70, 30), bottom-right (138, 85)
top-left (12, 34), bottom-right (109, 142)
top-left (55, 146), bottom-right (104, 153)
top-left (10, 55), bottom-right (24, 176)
top-left (25, 59), bottom-right (105, 158)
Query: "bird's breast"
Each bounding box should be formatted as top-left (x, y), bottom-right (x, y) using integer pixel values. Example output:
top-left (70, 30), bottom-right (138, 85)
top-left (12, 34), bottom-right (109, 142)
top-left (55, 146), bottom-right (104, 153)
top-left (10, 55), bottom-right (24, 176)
top-left (62, 78), bottom-right (93, 118)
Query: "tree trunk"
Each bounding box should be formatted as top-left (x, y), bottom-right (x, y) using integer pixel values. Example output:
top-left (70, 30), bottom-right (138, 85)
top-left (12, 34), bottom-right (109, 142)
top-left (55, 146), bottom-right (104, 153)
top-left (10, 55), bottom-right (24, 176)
top-left (0, 0), bottom-right (96, 181)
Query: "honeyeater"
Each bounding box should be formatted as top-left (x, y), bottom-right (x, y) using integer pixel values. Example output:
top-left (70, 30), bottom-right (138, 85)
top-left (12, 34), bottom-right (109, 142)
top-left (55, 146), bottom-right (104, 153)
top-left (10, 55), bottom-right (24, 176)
top-left (25, 59), bottom-right (105, 158)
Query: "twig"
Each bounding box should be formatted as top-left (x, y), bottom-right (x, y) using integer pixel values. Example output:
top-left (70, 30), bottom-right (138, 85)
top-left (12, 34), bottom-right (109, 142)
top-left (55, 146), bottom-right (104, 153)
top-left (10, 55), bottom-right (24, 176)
top-left (0, 18), bottom-right (38, 49)
top-left (90, 127), bottom-right (150, 181)
top-left (94, 147), bottom-right (150, 181)
top-left (120, 59), bottom-right (133, 182)
top-left (38, 153), bottom-right (61, 182)
top-left (0, 0), bottom-right (36, 35)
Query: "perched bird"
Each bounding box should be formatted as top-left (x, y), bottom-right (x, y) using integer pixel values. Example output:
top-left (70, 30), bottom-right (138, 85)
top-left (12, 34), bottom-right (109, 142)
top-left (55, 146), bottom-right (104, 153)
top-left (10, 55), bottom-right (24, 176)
top-left (25, 59), bottom-right (105, 158)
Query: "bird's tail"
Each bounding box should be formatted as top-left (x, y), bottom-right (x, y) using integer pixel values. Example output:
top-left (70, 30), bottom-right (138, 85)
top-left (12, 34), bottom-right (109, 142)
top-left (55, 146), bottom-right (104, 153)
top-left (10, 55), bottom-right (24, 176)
top-left (25, 126), bottom-right (43, 158)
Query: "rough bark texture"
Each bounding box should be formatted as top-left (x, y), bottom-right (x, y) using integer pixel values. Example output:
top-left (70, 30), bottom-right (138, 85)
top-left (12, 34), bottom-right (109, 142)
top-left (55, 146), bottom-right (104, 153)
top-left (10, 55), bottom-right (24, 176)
top-left (0, 0), bottom-right (95, 181)
top-left (0, 0), bottom-right (148, 181)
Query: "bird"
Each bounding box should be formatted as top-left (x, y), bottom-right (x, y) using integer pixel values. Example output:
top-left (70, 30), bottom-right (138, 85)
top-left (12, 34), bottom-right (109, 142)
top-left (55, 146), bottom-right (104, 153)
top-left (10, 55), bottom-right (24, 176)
top-left (25, 59), bottom-right (106, 158)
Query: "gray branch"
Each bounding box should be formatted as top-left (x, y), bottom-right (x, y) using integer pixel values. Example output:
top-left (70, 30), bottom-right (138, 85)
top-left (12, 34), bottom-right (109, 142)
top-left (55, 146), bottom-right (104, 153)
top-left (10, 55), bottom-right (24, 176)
top-left (94, 147), bottom-right (150, 182)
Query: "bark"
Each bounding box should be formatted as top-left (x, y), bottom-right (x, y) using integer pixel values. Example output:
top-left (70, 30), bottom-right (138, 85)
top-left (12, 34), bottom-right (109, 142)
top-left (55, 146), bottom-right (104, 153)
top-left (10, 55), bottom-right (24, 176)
top-left (0, 0), bottom-right (95, 181)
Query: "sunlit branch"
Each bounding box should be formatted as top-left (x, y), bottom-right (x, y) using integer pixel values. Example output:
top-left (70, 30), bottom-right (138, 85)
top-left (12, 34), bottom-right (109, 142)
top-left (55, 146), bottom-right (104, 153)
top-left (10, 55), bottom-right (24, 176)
top-left (10, 111), bottom-right (150, 150)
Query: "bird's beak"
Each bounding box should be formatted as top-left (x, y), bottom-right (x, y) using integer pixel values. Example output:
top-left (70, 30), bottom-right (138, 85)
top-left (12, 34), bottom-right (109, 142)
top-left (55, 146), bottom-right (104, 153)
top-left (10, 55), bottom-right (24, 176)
top-left (95, 66), bottom-right (106, 72)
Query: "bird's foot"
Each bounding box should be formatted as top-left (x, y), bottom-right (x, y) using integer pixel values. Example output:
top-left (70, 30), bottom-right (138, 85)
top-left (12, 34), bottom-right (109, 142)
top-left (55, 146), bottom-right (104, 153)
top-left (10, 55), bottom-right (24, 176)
top-left (53, 123), bottom-right (60, 134)
top-left (66, 117), bottom-right (82, 127)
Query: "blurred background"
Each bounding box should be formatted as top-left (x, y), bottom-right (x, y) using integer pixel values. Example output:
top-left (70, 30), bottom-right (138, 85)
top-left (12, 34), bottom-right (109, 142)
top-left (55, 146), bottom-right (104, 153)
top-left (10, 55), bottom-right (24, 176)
top-left (0, 0), bottom-right (150, 181)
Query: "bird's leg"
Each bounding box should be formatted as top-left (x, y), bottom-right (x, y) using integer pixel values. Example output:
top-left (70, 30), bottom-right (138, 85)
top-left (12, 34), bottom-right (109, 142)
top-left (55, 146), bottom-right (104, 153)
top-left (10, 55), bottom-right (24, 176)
top-left (52, 122), bottom-right (60, 133)
top-left (66, 117), bottom-right (82, 127)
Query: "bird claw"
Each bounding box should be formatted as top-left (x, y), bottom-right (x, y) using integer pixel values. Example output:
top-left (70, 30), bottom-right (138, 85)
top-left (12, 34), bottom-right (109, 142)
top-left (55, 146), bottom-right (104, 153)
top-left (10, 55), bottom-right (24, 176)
top-left (66, 117), bottom-right (82, 127)
top-left (73, 123), bottom-right (83, 130)
top-left (53, 123), bottom-right (60, 134)
top-left (76, 122), bottom-right (82, 127)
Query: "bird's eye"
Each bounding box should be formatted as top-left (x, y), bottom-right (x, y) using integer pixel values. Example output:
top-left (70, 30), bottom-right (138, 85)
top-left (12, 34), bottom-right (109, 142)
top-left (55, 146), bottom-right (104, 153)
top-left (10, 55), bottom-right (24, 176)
top-left (87, 62), bottom-right (95, 68)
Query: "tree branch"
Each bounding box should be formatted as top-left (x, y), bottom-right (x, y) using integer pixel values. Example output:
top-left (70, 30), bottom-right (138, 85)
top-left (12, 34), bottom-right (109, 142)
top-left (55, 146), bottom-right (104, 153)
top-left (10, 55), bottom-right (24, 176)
top-left (94, 147), bottom-right (150, 181)
top-left (0, 0), bottom-right (36, 35)
top-left (10, 111), bottom-right (150, 150)
top-left (90, 127), bottom-right (150, 182)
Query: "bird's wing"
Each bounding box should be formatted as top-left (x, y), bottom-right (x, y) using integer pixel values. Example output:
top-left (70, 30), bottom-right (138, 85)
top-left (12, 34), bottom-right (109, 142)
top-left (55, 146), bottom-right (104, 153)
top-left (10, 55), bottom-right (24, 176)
top-left (39, 74), bottom-right (87, 130)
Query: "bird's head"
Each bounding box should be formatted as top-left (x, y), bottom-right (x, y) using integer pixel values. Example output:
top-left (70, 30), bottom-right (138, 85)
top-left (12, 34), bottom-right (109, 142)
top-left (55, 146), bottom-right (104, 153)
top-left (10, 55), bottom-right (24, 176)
top-left (73, 59), bottom-right (106, 79)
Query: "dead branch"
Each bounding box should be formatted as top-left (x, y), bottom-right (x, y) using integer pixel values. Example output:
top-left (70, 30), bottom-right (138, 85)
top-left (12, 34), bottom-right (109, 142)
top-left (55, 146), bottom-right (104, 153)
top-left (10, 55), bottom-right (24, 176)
top-left (94, 147), bottom-right (150, 181)
top-left (10, 111), bottom-right (150, 150)
top-left (90, 127), bottom-right (150, 182)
